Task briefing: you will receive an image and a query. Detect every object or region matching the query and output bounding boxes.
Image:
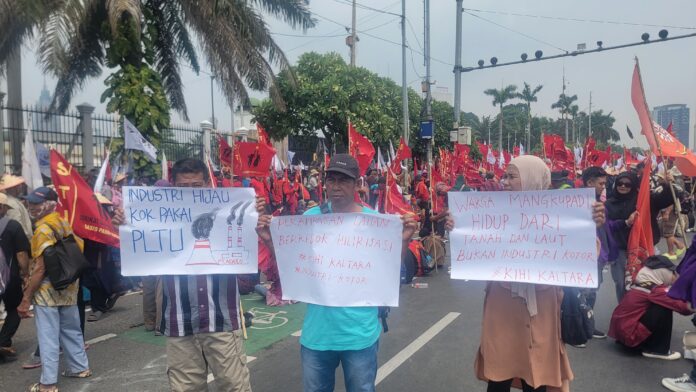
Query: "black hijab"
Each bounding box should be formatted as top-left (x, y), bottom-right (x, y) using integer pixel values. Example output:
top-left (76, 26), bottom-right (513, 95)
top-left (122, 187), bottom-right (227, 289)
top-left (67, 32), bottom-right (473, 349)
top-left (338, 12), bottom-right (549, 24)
top-left (606, 171), bottom-right (639, 220)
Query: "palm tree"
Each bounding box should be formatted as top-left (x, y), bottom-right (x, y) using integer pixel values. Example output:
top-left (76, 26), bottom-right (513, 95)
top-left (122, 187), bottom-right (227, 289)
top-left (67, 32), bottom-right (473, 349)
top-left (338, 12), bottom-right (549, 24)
top-left (551, 93), bottom-right (578, 142)
top-left (516, 82), bottom-right (543, 151)
top-left (484, 84), bottom-right (517, 150)
top-left (0, 0), bottom-right (315, 118)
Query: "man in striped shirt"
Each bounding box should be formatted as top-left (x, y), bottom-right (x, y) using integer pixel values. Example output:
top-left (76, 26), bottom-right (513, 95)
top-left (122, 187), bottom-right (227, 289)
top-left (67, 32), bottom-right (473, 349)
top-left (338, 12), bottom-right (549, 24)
top-left (114, 158), bottom-right (252, 392)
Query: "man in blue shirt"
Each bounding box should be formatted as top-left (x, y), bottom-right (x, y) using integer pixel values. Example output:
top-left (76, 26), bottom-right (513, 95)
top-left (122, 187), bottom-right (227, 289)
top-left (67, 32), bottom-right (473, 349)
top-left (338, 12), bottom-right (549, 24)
top-left (256, 154), bottom-right (417, 392)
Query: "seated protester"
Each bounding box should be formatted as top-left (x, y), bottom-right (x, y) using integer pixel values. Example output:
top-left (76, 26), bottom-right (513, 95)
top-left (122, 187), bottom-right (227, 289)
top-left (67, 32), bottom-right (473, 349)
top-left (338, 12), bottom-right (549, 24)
top-left (608, 255), bottom-right (695, 360)
top-left (256, 154), bottom-right (417, 392)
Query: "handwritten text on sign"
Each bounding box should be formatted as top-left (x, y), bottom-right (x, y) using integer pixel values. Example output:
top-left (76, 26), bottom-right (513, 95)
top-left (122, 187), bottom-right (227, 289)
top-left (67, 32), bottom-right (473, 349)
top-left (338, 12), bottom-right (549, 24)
top-left (119, 186), bottom-right (258, 276)
top-left (449, 188), bottom-right (598, 288)
top-left (271, 213), bottom-right (403, 307)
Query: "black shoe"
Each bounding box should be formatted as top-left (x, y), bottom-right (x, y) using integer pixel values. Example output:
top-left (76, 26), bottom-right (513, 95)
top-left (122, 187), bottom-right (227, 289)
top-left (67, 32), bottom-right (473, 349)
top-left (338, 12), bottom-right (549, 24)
top-left (592, 329), bottom-right (607, 339)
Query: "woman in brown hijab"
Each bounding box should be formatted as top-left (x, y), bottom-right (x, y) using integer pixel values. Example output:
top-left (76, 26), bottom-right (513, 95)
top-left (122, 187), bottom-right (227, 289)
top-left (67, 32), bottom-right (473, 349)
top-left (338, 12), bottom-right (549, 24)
top-left (460, 156), bottom-right (604, 392)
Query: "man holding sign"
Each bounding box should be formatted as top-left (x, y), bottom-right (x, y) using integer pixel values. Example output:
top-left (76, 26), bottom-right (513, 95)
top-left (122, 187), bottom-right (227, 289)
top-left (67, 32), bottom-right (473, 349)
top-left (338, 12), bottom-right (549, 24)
top-left (114, 158), bottom-right (253, 392)
top-left (446, 155), bottom-right (605, 392)
top-left (256, 154), bottom-right (417, 392)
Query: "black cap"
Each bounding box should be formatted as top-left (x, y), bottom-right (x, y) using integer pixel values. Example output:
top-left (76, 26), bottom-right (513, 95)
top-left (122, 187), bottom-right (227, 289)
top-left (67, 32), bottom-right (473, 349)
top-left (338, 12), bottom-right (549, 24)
top-left (644, 255), bottom-right (677, 271)
top-left (551, 170), bottom-right (569, 181)
top-left (24, 186), bottom-right (58, 204)
top-left (327, 154), bottom-right (359, 179)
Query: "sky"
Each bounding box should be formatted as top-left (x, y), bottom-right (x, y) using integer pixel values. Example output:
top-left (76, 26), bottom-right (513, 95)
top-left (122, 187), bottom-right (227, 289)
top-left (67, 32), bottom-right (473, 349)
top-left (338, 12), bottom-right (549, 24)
top-left (5, 0), bottom-right (696, 149)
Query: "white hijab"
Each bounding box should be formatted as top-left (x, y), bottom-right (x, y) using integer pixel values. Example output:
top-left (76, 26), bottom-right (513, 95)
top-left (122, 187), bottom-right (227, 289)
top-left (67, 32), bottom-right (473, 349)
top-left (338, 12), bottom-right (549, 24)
top-left (508, 156), bottom-right (551, 317)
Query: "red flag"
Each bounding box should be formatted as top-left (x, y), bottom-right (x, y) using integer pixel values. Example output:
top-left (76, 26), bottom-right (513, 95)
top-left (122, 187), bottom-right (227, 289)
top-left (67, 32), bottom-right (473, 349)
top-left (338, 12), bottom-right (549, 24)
top-left (232, 142), bottom-right (276, 177)
top-left (582, 137), bottom-right (596, 169)
top-left (626, 158), bottom-right (655, 282)
top-left (257, 123), bottom-right (272, 146)
top-left (218, 135), bottom-right (232, 167)
top-left (624, 148), bottom-right (638, 166)
top-left (384, 172), bottom-right (416, 218)
top-left (348, 122), bottom-right (376, 176)
top-left (666, 120), bottom-right (674, 136)
top-left (389, 138), bottom-right (412, 174)
top-left (50, 150), bottom-right (120, 247)
top-left (631, 62), bottom-right (659, 152)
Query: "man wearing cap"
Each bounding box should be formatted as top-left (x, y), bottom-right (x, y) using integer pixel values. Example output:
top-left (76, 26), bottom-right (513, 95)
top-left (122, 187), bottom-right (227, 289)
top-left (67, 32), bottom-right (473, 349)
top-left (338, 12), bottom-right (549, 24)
top-left (256, 154), bottom-right (418, 392)
top-left (0, 193), bottom-right (31, 363)
top-left (0, 174), bottom-right (32, 237)
top-left (18, 187), bottom-right (91, 391)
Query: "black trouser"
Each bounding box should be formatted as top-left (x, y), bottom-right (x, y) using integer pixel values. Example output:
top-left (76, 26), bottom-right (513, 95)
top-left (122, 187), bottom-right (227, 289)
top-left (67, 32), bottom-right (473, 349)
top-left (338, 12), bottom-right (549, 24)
top-left (88, 283), bottom-right (109, 313)
top-left (488, 379), bottom-right (546, 392)
top-left (639, 303), bottom-right (673, 354)
top-left (0, 273), bottom-right (22, 348)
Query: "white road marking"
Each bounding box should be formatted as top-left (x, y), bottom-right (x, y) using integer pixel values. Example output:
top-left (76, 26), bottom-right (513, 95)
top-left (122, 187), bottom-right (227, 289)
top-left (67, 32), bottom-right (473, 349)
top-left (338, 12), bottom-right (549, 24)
top-left (85, 333), bottom-right (118, 345)
top-left (375, 312), bottom-right (461, 385)
top-left (207, 357), bottom-right (256, 383)
top-left (291, 330), bottom-right (302, 337)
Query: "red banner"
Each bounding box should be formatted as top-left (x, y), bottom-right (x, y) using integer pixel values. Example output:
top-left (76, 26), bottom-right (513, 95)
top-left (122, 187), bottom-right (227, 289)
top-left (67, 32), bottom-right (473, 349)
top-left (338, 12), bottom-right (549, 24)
top-left (232, 142), bottom-right (276, 177)
top-left (626, 158), bottom-right (654, 281)
top-left (50, 150), bottom-right (120, 247)
top-left (348, 122), bottom-right (375, 176)
top-left (218, 135), bottom-right (232, 167)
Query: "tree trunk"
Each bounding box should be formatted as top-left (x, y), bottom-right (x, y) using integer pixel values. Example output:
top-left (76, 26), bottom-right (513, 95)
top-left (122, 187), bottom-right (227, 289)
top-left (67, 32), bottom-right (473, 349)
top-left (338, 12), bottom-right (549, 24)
top-left (527, 104), bottom-right (532, 152)
top-left (498, 103), bottom-right (503, 150)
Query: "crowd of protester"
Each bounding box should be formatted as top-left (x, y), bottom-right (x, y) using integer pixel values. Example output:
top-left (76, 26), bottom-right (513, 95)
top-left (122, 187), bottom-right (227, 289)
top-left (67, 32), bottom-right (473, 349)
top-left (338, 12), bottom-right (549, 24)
top-left (2, 151), bottom-right (696, 392)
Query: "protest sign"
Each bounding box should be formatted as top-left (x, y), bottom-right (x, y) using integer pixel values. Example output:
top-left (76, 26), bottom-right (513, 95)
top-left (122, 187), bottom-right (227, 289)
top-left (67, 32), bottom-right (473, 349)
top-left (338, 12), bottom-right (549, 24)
top-left (271, 213), bottom-right (403, 306)
top-left (449, 188), bottom-right (598, 288)
top-left (119, 186), bottom-right (258, 276)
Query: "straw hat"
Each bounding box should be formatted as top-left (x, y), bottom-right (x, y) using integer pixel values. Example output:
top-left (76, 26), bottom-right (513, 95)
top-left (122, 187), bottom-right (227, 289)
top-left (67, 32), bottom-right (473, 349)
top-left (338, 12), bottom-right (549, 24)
top-left (95, 193), bottom-right (113, 205)
top-left (114, 173), bottom-right (127, 184)
top-left (0, 174), bottom-right (25, 191)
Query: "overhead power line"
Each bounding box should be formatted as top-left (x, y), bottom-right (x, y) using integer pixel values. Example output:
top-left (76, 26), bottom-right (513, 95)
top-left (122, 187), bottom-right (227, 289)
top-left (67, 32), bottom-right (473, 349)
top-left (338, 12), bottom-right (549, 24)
top-left (463, 11), bottom-right (568, 53)
top-left (463, 8), bottom-right (696, 30)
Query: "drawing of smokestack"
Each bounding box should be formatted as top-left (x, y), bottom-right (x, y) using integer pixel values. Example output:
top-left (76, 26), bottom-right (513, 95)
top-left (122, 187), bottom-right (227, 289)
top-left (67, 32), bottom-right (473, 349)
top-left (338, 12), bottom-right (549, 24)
top-left (186, 210), bottom-right (217, 265)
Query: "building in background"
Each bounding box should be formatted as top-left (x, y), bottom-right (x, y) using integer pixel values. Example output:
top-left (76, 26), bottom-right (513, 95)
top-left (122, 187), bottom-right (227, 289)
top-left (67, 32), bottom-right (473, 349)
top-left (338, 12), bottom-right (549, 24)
top-left (431, 85), bottom-right (453, 106)
top-left (32, 83), bottom-right (62, 133)
top-left (653, 104), bottom-right (690, 147)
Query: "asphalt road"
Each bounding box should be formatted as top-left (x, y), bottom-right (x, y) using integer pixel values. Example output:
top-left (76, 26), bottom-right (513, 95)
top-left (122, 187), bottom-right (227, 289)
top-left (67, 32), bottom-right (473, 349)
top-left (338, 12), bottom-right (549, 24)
top-left (1, 246), bottom-right (695, 392)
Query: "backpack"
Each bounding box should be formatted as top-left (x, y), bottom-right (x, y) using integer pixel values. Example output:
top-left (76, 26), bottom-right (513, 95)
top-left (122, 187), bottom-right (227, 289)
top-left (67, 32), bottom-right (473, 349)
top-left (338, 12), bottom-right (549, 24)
top-left (0, 217), bottom-right (10, 296)
top-left (560, 287), bottom-right (594, 345)
top-left (409, 241), bottom-right (435, 276)
top-left (318, 203), bottom-right (391, 333)
top-left (42, 224), bottom-right (90, 291)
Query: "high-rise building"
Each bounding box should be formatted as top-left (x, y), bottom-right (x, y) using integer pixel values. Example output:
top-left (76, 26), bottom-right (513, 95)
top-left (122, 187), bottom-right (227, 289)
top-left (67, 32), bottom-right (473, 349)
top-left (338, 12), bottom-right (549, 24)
top-left (653, 104), bottom-right (690, 147)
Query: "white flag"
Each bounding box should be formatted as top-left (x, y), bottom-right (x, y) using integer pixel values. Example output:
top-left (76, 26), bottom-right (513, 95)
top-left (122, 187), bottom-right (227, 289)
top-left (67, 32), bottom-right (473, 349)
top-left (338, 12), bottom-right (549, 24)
top-left (574, 147), bottom-right (583, 165)
top-left (615, 157), bottom-right (624, 170)
top-left (93, 150), bottom-right (110, 193)
top-left (389, 140), bottom-right (396, 163)
top-left (498, 149), bottom-right (505, 168)
top-left (161, 150), bottom-right (168, 181)
top-left (124, 118), bottom-right (157, 162)
top-left (272, 154), bottom-right (285, 173)
top-left (287, 150), bottom-right (296, 166)
top-left (519, 143), bottom-right (525, 156)
top-left (35, 141), bottom-right (51, 178)
top-left (487, 148), bottom-right (496, 165)
top-left (377, 147), bottom-right (385, 170)
top-left (21, 127), bottom-right (44, 192)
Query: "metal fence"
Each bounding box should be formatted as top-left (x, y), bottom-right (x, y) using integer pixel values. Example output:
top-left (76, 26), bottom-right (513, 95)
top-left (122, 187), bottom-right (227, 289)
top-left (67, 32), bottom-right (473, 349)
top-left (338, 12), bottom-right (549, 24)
top-left (0, 104), bottom-right (205, 175)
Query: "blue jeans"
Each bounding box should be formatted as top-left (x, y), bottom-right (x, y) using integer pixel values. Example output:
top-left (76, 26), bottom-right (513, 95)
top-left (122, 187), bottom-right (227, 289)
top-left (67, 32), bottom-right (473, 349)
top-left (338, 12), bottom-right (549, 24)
top-left (301, 341), bottom-right (379, 392)
top-left (35, 305), bottom-right (89, 385)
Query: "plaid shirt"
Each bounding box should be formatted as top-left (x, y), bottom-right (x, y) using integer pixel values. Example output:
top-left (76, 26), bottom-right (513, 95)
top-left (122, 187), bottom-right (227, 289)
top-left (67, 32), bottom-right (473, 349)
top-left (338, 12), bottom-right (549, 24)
top-left (160, 274), bottom-right (241, 337)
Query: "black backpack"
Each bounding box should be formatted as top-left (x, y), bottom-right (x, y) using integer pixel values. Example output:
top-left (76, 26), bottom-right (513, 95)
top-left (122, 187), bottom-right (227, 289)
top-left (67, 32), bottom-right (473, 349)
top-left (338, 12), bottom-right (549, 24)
top-left (560, 287), bottom-right (594, 345)
top-left (318, 203), bottom-right (391, 333)
top-left (42, 224), bottom-right (90, 291)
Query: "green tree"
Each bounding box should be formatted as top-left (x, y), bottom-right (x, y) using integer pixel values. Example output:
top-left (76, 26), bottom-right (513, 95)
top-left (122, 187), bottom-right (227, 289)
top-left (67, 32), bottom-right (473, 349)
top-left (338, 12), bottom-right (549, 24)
top-left (576, 110), bottom-right (620, 147)
top-left (551, 92), bottom-right (578, 142)
top-left (516, 82), bottom-right (543, 150)
top-left (483, 85), bottom-right (517, 150)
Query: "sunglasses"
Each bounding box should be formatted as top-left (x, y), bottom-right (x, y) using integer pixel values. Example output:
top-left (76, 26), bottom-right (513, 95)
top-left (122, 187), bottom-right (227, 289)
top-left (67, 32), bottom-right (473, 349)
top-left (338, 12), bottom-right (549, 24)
top-left (616, 182), bottom-right (632, 188)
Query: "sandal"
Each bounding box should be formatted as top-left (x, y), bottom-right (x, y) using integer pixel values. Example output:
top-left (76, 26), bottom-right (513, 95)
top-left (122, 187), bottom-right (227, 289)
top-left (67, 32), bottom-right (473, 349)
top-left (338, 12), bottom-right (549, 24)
top-left (61, 369), bottom-right (92, 378)
top-left (28, 383), bottom-right (58, 392)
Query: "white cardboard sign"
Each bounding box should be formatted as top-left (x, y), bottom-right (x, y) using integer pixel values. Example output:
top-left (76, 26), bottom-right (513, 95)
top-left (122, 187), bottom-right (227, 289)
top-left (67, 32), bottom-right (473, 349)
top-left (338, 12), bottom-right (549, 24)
top-left (119, 186), bottom-right (258, 276)
top-left (449, 188), bottom-right (599, 288)
top-left (271, 213), bottom-right (403, 307)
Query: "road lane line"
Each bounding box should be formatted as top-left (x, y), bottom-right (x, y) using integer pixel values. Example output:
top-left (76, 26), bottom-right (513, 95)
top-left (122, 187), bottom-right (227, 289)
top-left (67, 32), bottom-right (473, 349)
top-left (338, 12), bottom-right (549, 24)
top-left (85, 333), bottom-right (117, 345)
top-left (375, 312), bottom-right (461, 385)
top-left (291, 330), bottom-right (302, 337)
top-left (207, 356), bottom-right (257, 383)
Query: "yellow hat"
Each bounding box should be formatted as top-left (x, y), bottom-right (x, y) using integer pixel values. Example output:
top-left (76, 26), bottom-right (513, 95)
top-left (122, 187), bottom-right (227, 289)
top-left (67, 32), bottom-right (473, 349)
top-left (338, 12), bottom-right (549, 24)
top-left (114, 173), bottom-right (127, 184)
top-left (0, 174), bottom-right (25, 191)
top-left (95, 193), bottom-right (113, 205)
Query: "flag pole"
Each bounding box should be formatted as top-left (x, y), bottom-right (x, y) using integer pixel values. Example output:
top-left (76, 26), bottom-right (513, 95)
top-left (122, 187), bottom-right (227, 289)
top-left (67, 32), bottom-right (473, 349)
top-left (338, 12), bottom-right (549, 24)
top-left (635, 57), bottom-right (687, 241)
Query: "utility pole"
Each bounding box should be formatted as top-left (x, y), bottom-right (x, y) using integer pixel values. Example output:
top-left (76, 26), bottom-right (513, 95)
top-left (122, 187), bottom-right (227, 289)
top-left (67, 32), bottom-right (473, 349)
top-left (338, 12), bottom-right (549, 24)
top-left (588, 91), bottom-right (592, 139)
top-left (350, 0), bottom-right (357, 66)
top-left (424, 0), bottom-right (433, 166)
top-left (401, 0), bottom-right (409, 145)
top-left (453, 0), bottom-right (463, 131)
top-left (210, 75), bottom-right (216, 129)
top-left (562, 68), bottom-right (568, 141)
